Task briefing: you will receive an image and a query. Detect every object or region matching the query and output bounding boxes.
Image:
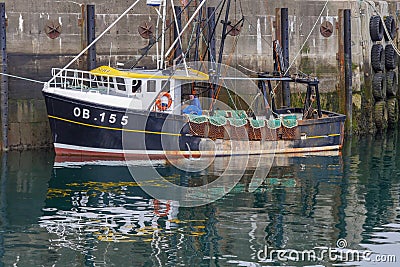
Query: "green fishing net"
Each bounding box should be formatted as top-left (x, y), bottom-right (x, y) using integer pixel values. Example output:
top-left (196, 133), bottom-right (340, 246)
top-left (228, 118), bottom-right (248, 127)
top-left (187, 114), bottom-right (209, 124)
top-left (281, 115), bottom-right (298, 128)
top-left (188, 111), bottom-right (298, 130)
top-left (231, 110), bottom-right (247, 119)
top-left (267, 119), bottom-right (281, 129)
top-left (249, 119), bottom-right (266, 129)
top-left (209, 116), bottom-right (227, 126)
top-left (214, 110), bottom-right (228, 118)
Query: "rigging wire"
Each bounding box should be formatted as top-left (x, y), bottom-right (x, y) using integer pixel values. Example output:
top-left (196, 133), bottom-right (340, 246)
top-left (269, 0), bottom-right (329, 100)
top-left (186, 19), bottom-right (199, 60)
top-left (129, 0), bottom-right (197, 68)
top-left (242, 17), bottom-right (307, 78)
top-left (285, 0), bottom-right (329, 76)
top-left (130, 0), bottom-right (224, 70)
top-left (212, 35), bottom-right (241, 111)
top-left (201, 0), bottom-right (227, 63)
top-left (210, 0), bottom-right (249, 112)
top-left (171, 0), bottom-right (190, 76)
top-left (165, 1), bottom-right (209, 60)
top-left (142, 3), bottom-right (227, 109)
top-left (50, 0), bottom-right (142, 84)
top-left (176, 0), bottom-right (225, 66)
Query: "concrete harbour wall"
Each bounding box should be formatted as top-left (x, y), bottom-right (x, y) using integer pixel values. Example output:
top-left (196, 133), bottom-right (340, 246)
top-left (1, 0), bottom-right (399, 149)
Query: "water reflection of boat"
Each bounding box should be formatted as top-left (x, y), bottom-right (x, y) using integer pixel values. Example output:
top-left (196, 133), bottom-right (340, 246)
top-left (42, 152), bottom-right (342, 252)
top-left (3, 137), bottom-right (400, 266)
top-left (42, 161), bottom-right (179, 243)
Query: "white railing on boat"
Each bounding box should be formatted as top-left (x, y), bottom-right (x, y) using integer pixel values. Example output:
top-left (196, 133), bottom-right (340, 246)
top-left (48, 68), bottom-right (128, 96)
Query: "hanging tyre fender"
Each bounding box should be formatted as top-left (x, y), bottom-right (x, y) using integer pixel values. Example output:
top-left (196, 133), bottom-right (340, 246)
top-left (372, 72), bottom-right (386, 101)
top-left (387, 97), bottom-right (399, 126)
top-left (370, 15), bottom-right (384, 42)
top-left (371, 44), bottom-right (385, 72)
top-left (386, 70), bottom-right (398, 97)
top-left (374, 100), bottom-right (388, 130)
top-left (384, 15), bottom-right (396, 41)
top-left (385, 44), bottom-right (398, 70)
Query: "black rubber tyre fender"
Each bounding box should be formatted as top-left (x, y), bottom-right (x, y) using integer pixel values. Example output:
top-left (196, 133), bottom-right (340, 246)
top-left (386, 70), bottom-right (398, 97)
top-left (387, 97), bottom-right (399, 126)
top-left (374, 100), bottom-right (388, 130)
top-left (385, 44), bottom-right (398, 70)
top-left (372, 72), bottom-right (386, 100)
top-left (371, 44), bottom-right (385, 72)
top-left (370, 15), bottom-right (384, 41)
top-left (384, 15), bottom-right (396, 41)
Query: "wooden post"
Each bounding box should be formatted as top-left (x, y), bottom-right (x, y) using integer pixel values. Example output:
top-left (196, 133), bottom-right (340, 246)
top-left (79, 4), bottom-right (85, 70)
top-left (338, 10), bottom-right (346, 118)
top-left (87, 4), bottom-right (96, 70)
top-left (281, 8), bottom-right (290, 108)
top-left (0, 3), bottom-right (8, 151)
top-left (344, 9), bottom-right (353, 135)
top-left (274, 8), bottom-right (283, 108)
top-left (397, 4), bottom-right (400, 99)
top-left (338, 9), bottom-right (353, 135)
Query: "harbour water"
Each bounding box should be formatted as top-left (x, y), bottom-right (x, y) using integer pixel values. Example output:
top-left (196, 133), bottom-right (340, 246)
top-left (0, 132), bottom-right (399, 266)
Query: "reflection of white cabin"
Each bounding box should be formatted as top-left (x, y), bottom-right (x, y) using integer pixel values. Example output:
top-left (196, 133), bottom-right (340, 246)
top-left (46, 66), bottom-right (209, 115)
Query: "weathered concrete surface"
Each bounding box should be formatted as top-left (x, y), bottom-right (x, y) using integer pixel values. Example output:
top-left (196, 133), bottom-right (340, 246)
top-left (8, 99), bottom-right (51, 149)
top-left (0, 0), bottom-right (399, 148)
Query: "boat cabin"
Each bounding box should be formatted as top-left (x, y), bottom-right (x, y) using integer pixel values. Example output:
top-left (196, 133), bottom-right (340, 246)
top-left (47, 65), bottom-right (209, 115)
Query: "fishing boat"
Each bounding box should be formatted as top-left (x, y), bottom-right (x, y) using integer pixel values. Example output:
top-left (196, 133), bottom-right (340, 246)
top-left (42, 0), bottom-right (346, 159)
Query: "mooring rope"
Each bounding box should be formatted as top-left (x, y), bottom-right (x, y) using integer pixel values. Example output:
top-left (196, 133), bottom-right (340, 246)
top-left (0, 72), bottom-right (46, 84)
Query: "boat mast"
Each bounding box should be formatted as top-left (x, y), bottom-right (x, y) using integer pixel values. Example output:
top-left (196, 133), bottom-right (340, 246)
top-left (160, 0), bottom-right (167, 69)
top-left (171, 0), bottom-right (189, 76)
top-left (164, 1), bottom-right (207, 61)
top-left (155, 5), bottom-right (161, 69)
top-left (194, 0), bottom-right (205, 63)
top-left (215, 0), bottom-right (232, 82)
top-left (208, 0), bottom-right (231, 112)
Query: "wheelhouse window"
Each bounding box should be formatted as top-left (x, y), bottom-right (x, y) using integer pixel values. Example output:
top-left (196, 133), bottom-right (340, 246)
top-left (161, 80), bottom-right (170, 91)
top-left (132, 80), bottom-right (142, 93)
top-left (115, 78), bottom-right (126, 91)
top-left (147, 80), bottom-right (156, 92)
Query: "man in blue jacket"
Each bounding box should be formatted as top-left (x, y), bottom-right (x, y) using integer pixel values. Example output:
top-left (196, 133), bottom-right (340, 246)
top-left (183, 95), bottom-right (202, 115)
